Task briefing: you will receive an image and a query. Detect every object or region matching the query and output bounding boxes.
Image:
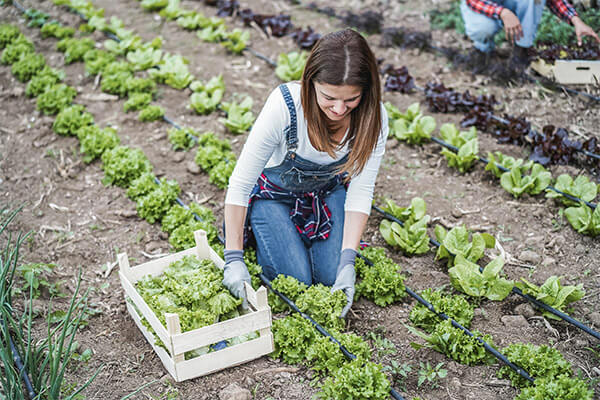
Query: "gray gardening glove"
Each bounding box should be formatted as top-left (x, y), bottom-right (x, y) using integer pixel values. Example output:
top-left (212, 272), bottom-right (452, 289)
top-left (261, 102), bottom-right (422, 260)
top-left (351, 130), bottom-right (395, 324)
top-left (331, 248), bottom-right (357, 318)
top-left (222, 249), bottom-right (251, 309)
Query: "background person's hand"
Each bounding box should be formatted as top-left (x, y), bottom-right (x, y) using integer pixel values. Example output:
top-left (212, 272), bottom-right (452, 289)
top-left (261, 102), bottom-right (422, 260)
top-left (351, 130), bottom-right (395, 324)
top-left (572, 16), bottom-right (600, 46)
top-left (330, 248), bottom-right (357, 318)
top-left (222, 249), bottom-right (251, 308)
top-left (500, 8), bottom-right (523, 44)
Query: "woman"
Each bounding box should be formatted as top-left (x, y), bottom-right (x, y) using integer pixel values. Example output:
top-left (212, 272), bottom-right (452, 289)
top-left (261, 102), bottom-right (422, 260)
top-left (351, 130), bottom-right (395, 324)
top-left (222, 28), bottom-right (388, 318)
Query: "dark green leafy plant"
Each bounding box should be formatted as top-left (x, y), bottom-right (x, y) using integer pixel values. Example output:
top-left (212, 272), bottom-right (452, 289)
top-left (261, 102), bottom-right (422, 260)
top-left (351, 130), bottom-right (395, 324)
top-left (317, 360), bottom-right (390, 400)
top-left (125, 77), bottom-right (157, 95)
top-left (355, 246), bottom-right (406, 307)
top-left (546, 174), bottom-right (599, 207)
top-left (268, 274), bottom-right (308, 313)
top-left (417, 362), bottom-right (447, 389)
top-left (124, 92), bottom-right (152, 112)
top-left (101, 146), bottom-right (153, 187)
top-left (386, 103), bottom-right (435, 144)
top-left (161, 204), bottom-right (192, 234)
top-left (219, 96), bottom-right (254, 134)
top-left (434, 225), bottom-right (495, 267)
top-left (500, 163), bottom-right (552, 198)
top-left (40, 21), bottom-right (75, 39)
top-left (275, 51), bottom-right (307, 82)
top-left (53, 105), bottom-right (94, 136)
top-left (36, 83), bottom-right (77, 115)
top-left (138, 105), bottom-right (165, 122)
top-left (1, 38), bottom-right (34, 65)
top-left (168, 127), bottom-right (196, 150)
top-left (515, 375), bottom-right (594, 400)
top-left (296, 284), bottom-right (346, 331)
top-left (379, 197), bottom-right (430, 255)
top-left (11, 52), bottom-right (45, 82)
top-left (409, 320), bottom-right (496, 365)
top-left (127, 172), bottom-right (158, 201)
top-left (100, 62), bottom-right (134, 97)
top-left (126, 47), bottom-right (162, 71)
top-left (564, 203), bottom-right (600, 237)
top-left (0, 24), bottom-right (21, 49)
top-left (306, 332), bottom-right (371, 376)
top-left (498, 343), bottom-right (572, 388)
top-left (56, 37), bottom-right (95, 64)
top-left (271, 314), bottom-right (317, 364)
top-left (78, 125), bottom-right (120, 163)
top-left (449, 255), bottom-right (514, 301)
top-left (150, 54), bottom-right (194, 90)
top-left (136, 179), bottom-right (181, 224)
top-left (15, 263), bottom-right (63, 299)
top-left (26, 66), bottom-right (64, 97)
top-left (409, 288), bottom-right (474, 332)
top-left (439, 123), bottom-right (479, 173)
top-left (516, 276), bottom-right (584, 320)
top-left (485, 151), bottom-right (532, 179)
top-left (83, 49), bottom-right (115, 76)
top-left (221, 29), bottom-right (249, 54)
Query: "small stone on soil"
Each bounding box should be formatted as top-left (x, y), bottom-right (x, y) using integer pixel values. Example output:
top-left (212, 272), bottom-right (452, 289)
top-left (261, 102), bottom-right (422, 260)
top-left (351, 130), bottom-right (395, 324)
top-left (173, 152), bottom-right (185, 163)
top-left (519, 250), bottom-right (541, 265)
top-left (541, 256), bottom-right (556, 267)
top-left (219, 383), bottom-right (251, 400)
top-left (514, 303), bottom-right (536, 319)
top-left (501, 315), bottom-right (529, 329)
top-left (145, 241), bottom-right (163, 254)
top-left (187, 161), bottom-right (201, 174)
top-left (588, 311), bottom-right (600, 327)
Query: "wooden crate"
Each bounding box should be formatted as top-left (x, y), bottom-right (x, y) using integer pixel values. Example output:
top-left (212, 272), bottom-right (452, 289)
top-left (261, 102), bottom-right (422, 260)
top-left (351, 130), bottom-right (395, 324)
top-left (531, 59), bottom-right (600, 84)
top-left (118, 230), bottom-right (274, 382)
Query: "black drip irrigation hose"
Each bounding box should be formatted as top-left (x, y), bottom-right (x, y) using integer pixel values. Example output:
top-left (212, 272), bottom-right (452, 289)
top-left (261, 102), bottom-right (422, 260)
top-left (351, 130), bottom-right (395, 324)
top-left (372, 204), bottom-right (600, 341)
top-left (1, 319), bottom-right (37, 400)
top-left (428, 135), bottom-right (598, 209)
top-left (258, 273), bottom-right (405, 400)
top-left (356, 255), bottom-right (534, 384)
top-left (409, 84), bottom-right (600, 163)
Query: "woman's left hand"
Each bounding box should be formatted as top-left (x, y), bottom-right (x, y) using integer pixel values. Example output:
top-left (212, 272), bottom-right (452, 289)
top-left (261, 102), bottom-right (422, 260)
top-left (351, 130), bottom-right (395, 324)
top-left (331, 249), bottom-right (357, 318)
top-left (572, 16), bottom-right (600, 45)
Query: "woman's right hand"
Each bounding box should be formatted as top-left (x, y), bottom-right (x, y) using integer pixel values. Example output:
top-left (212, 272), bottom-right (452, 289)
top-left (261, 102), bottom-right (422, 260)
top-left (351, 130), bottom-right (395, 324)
top-left (222, 249), bottom-right (251, 308)
top-left (500, 8), bottom-right (523, 44)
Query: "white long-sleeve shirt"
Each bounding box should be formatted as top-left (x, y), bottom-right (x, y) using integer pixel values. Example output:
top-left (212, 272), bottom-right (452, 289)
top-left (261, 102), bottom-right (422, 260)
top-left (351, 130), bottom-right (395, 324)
top-left (225, 82), bottom-right (389, 215)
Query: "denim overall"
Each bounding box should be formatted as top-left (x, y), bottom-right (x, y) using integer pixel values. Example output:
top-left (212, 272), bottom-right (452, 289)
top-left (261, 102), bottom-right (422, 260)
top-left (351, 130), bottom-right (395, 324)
top-left (248, 84), bottom-right (348, 286)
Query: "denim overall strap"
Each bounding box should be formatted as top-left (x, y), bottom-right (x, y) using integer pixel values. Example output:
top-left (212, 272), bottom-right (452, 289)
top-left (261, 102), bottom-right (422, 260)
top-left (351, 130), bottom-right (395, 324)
top-left (278, 84), bottom-right (298, 151)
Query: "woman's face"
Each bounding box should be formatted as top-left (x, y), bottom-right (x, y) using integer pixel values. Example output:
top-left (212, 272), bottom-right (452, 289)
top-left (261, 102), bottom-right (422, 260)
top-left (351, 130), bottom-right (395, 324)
top-left (313, 82), bottom-right (362, 122)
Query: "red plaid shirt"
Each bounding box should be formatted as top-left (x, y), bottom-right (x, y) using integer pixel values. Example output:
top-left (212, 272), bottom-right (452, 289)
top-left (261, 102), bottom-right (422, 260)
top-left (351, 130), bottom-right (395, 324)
top-left (466, 0), bottom-right (578, 24)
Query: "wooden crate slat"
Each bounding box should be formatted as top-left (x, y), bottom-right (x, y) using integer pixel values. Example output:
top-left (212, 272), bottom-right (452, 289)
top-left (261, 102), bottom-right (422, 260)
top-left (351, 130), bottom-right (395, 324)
top-left (172, 308), bottom-right (272, 355)
top-left (126, 247), bottom-right (197, 282)
top-left (126, 302), bottom-right (177, 380)
top-left (119, 271), bottom-right (171, 347)
top-left (554, 60), bottom-right (600, 84)
top-left (119, 230), bottom-right (273, 381)
top-left (175, 333), bottom-right (274, 381)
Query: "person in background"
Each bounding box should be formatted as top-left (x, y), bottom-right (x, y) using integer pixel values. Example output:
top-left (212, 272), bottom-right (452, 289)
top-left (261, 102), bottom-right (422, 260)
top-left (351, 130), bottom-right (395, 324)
top-left (460, 0), bottom-right (600, 73)
top-left (221, 29), bottom-right (389, 318)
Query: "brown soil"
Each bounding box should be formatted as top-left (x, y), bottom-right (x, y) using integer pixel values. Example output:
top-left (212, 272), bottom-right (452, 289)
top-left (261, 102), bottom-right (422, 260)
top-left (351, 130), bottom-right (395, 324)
top-left (1, 0), bottom-right (599, 399)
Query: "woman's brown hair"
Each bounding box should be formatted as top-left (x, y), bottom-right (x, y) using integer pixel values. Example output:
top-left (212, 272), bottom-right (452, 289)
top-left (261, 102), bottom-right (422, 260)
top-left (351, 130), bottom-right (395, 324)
top-left (301, 28), bottom-right (382, 178)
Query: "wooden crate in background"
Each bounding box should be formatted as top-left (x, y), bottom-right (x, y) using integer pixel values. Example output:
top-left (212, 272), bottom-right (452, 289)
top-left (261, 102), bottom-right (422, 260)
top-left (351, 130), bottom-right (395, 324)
top-left (118, 230), bottom-right (274, 382)
top-left (531, 59), bottom-right (600, 84)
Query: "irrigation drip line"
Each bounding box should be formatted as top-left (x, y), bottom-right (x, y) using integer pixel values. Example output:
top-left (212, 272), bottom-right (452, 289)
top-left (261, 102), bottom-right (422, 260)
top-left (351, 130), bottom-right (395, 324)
top-left (257, 273), bottom-right (406, 400)
top-left (1, 319), bottom-right (37, 400)
top-left (409, 81), bottom-right (600, 162)
top-left (356, 254), bottom-right (534, 383)
top-left (371, 205), bottom-right (600, 341)
top-left (428, 135), bottom-right (598, 209)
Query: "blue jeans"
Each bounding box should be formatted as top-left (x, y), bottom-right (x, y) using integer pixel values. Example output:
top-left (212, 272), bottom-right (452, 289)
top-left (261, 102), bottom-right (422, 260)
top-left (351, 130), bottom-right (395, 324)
top-left (249, 185), bottom-right (345, 286)
top-left (461, 0), bottom-right (546, 52)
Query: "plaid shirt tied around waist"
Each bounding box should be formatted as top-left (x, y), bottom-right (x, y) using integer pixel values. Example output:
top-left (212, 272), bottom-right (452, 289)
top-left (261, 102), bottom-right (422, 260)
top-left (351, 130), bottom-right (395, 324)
top-left (466, 0), bottom-right (577, 24)
top-left (248, 173), bottom-right (345, 245)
